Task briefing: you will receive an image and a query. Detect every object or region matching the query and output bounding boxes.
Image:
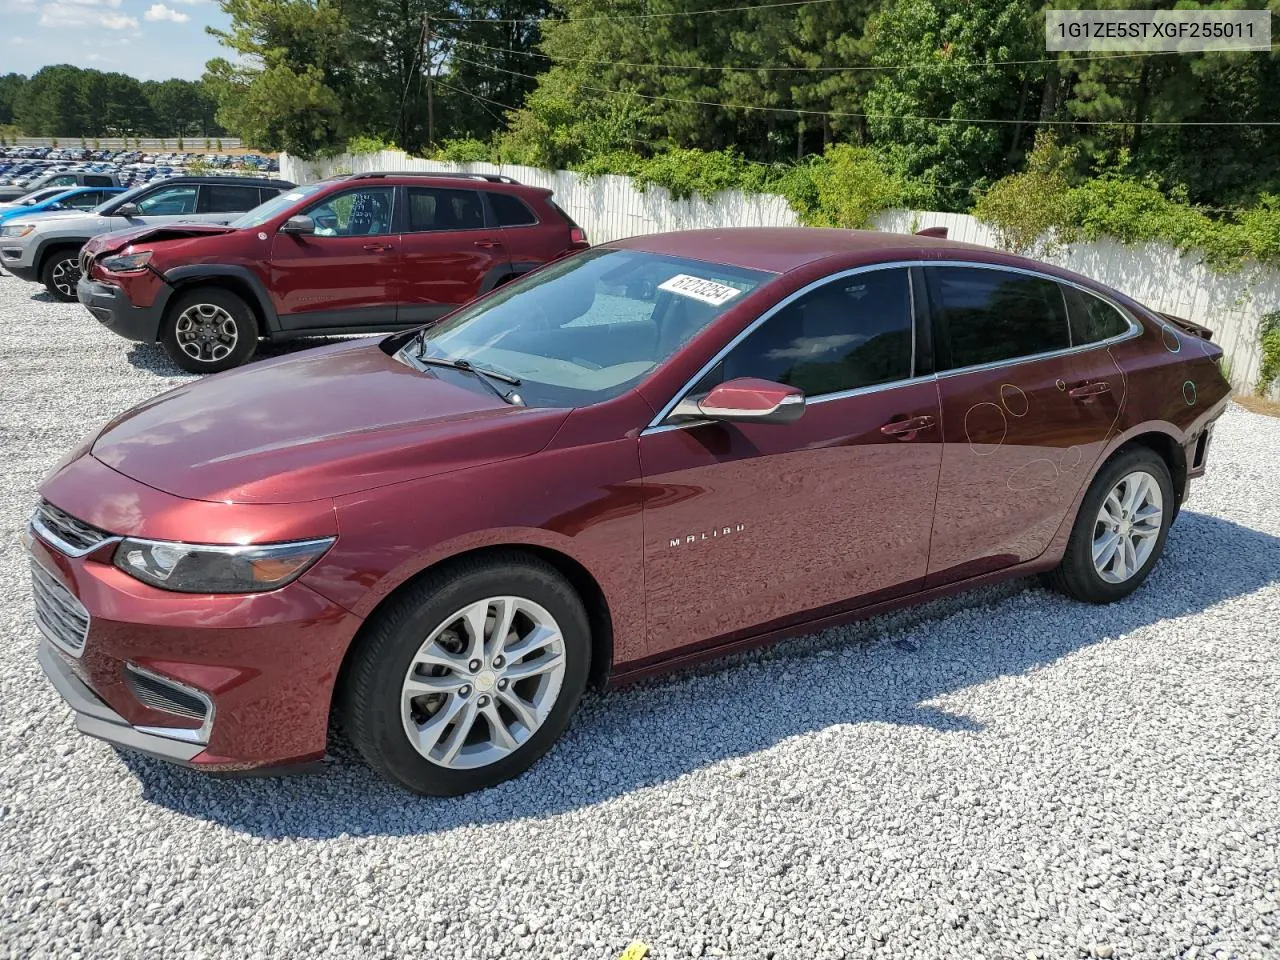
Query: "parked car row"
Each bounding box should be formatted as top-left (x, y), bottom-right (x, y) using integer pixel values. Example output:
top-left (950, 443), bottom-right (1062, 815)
top-left (0, 147), bottom-right (279, 200)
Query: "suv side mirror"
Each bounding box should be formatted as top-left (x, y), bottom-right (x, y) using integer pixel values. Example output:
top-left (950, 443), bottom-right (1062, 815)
top-left (280, 215), bottom-right (316, 236)
top-left (670, 377), bottom-right (806, 425)
top-left (115, 202), bottom-right (140, 217)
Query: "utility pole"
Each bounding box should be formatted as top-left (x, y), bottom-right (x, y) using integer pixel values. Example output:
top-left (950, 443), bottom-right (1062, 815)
top-left (424, 13), bottom-right (435, 150)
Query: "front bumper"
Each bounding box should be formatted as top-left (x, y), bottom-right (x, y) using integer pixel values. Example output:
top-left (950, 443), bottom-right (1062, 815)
top-left (1, 255), bottom-right (36, 282)
top-left (38, 640), bottom-right (206, 765)
top-left (77, 275), bottom-right (166, 342)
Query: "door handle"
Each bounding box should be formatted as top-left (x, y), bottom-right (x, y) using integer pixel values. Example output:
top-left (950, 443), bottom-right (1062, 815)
top-left (473, 239), bottom-right (503, 249)
top-left (880, 415), bottom-right (936, 438)
top-left (1068, 381), bottom-right (1111, 399)
top-left (362, 242), bottom-right (394, 252)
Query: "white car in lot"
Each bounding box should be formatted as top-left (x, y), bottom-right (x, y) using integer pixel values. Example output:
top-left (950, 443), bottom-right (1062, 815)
top-left (0, 176), bottom-right (293, 301)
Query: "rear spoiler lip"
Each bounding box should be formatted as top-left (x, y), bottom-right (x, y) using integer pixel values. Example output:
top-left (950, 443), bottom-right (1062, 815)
top-left (1157, 311), bottom-right (1214, 342)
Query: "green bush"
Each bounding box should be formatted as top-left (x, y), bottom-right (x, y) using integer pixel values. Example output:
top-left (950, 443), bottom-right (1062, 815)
top-left (974, 133), bottom-right (1078, 255)
top-left (347, 134), bottom-right (396, 155)
top-left (773, 145), bottom-right (905, 230)
top-left (433, 138), bottom-right (492, 163)
top-left (1259, 312), bottom-right (1280, 395)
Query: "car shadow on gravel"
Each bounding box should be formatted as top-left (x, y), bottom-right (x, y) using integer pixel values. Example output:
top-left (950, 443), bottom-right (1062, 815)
top-left (120, 509), bottom-right (1280, 837)
top-left (124, 337), bottom-right (366, 377)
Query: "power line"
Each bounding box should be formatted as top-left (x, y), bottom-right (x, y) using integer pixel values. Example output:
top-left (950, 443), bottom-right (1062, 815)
top-left (447, 53), bottom-right (1280, 127)
top-left (434, 0), bottom-right (838, 24)
top-left (451, 37), bottom-right (1220, 74)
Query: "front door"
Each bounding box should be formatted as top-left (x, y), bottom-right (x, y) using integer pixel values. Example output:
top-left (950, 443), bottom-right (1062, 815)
top-left (639, 266), bottom-right (943, 659)
top-left (398, 185), bottom-right (511, 324)
top-left (268, 184), bottom-right (399, 331)
top-left (923, 264), bottom-right (1126, 587)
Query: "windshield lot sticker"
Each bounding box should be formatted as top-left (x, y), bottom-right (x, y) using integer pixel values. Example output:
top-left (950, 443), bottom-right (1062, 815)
top-left (658, 274), bottom-right (742, 306)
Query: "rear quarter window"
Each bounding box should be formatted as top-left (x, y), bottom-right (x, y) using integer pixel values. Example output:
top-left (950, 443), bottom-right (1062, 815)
top-left (1062, 284), bottom-right (1132, 344)
top-left (489, 193), bottom-right (538, 227)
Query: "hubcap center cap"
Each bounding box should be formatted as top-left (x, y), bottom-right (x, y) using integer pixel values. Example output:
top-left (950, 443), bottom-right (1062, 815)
top-left (475, 670), bottom-right (497, 693)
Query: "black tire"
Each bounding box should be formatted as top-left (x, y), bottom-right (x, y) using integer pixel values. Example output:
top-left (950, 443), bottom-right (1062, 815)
top-left (1046, 445), bottom-right (1175, 603)
top-left (161, 287), bottom-right (258, 374)
top-left (340, 554), bottom-right (592, 796)
top-left (40, 248), bottom-right (81, 302)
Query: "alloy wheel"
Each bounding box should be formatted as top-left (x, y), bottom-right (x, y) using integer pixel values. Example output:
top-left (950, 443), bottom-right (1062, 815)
top-left (400, 596), bottom-right (567, 770)
top-left (1092, 470), bottom-right (1164, 584)
top-left (174, 303), bottom-right (239, 365)
top-left (50, 257), bottom-right (80, 298)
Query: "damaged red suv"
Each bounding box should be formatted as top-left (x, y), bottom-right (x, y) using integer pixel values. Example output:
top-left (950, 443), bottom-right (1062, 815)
top-left (76, 172), bottom-right (588, 372)
top-left (32, 228), bottom-right (1228, 795)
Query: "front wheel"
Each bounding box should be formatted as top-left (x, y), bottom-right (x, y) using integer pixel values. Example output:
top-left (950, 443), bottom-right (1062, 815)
top-left (340, 555), bottom-right (592, 795)
top-left (1047, 446), bottom-right (1174, 603)
top-left (161, 287), bottom-right (258, 373)
top-left (41, 249), bottom-right (81, 302)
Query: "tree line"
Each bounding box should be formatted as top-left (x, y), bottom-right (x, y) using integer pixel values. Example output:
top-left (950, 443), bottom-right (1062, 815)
top-left (0, 67), bottom-right (223, 139)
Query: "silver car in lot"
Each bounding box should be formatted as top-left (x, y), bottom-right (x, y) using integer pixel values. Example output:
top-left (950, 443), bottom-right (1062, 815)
top-left (0, 176), bottom-right (293, 301)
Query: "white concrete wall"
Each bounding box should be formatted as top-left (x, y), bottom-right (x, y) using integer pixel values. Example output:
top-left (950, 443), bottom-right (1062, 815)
top-left (282, 150), bottom-right (1278, 394)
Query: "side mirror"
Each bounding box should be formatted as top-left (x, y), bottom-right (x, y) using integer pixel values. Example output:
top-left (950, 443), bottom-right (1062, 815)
top-left (280, 215), bottom-right (316, 236)
top-left (670, 377), bottom-right (805, 425)
top-left (114, 202), bottom-right (140, 217)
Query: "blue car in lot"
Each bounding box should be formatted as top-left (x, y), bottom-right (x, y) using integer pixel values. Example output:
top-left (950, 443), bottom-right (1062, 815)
top-left (0, 185), bottom-right (125, 224)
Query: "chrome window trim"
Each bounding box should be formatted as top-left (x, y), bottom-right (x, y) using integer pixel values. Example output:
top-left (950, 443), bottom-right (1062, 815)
top-left (645, 261), bottom-right (923, 431)
top-left (642, 257), bottom-right (1143, 435)
top-left (127, 662), bottom-right (215, 746)
top-left (925, 261), bottom-right (1142, 379)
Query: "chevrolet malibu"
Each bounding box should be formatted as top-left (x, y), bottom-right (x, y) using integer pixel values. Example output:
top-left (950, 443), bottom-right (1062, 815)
top-left (29, 228), bottom-right (1229, 795)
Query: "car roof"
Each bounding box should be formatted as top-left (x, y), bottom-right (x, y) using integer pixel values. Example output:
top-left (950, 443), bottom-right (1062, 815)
top-left (143, 176), bottom-right (295, 188)
top-left (608, 227), bottom-right (1002, 274)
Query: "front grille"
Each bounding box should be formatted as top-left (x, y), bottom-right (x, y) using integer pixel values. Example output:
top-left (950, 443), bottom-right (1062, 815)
top-left (32, 500), bottom-right (111, 556)
top-left (30, 560), bottom-right (90, 656)
top-left (125, 666), bottom-right (210, 724)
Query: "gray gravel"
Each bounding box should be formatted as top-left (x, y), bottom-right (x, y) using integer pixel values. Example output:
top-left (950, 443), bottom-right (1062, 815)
top-left (1, 273), bottom-right (1278, 960)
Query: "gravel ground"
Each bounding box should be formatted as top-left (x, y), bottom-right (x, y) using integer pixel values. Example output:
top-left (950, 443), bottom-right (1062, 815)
top-left (0, 272), bottom-right (1277, 960)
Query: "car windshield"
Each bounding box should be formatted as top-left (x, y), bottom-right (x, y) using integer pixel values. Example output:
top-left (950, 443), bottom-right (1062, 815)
top-left (399, 248), bottom-right (775, 407)
top-left (230, 184), bottom-right (324, 228)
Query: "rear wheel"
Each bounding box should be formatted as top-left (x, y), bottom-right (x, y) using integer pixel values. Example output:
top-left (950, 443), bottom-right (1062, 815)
top-left (40, 249), bottom-right (81, 302)
top-left (161, 287), bottom-right (258, 373)
top-left (1047, 446), bottom-right (1174, 603)
top-left (341, 555), bottom-right (591, 795)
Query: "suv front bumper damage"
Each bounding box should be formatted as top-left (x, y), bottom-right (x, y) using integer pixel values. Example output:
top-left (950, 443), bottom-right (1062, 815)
top-left (77, 276), bottom-right (167, 342)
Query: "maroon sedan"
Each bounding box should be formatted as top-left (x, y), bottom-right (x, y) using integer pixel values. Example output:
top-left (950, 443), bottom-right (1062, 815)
top-left (29, 228), bottom-right (1229, 795)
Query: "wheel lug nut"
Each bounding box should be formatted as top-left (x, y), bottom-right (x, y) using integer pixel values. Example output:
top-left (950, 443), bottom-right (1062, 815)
top-left (492, 655), bottom-right (504, 668)
top-left (459, 685), bottom-right (470, 697)
top-left (477, 695), bottom-right (490, 707)
top-left (468, 659), bottom-right (481, 672)
top-left (497, 679), bottom-right (507, 690)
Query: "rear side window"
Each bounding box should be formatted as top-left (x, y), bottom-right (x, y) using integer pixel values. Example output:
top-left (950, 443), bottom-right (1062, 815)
top-left (84, 175), bottom-right (113, 186)
top-left (198, 184), bottom-right (263, 214)
top-left (407, 187), bottom-right (486, 232)
top-left (717, 268), bottom-right (914, 396)
top-left (489, 192), bottom-right (538, 227)
top-left (928, 266), bottom-right (1070, 370)
top-left (1063, 284), bottom-right (1131, 344)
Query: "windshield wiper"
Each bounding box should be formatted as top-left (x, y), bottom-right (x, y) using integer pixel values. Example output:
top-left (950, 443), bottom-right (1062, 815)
top-left (418, 353), bottom-right (524, 405)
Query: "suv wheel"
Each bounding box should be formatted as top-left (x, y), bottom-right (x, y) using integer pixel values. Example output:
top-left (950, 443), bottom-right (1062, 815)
top-left (341, 554), bottom-right (591, 795)
top-left (41, 249), bottom-right (81, 302)
top-left (162, 287), bottom-right (259, 374)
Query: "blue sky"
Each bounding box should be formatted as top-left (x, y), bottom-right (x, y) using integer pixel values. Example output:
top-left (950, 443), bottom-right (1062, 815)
top-left (4, 0), bottom-right (231, 80)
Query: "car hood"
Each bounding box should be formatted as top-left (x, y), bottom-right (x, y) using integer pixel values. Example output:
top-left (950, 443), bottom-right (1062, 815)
top-left (85, 223), bottom-right (236, 257)
top-left (91, 340), bottom-right (571, 504)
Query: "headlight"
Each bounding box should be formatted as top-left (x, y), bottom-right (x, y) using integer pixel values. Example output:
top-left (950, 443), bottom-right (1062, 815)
top-left (100, 251), bottom-right (152, 273)
top-left (0, 224), bottom-right (34, 238)
top-left (113, 536), bottom-right (335, 593)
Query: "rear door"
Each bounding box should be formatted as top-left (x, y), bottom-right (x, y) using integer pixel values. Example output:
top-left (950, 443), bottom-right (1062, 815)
top-left (487, 190), bottom-right (565, 273)
top-left (397, 185), bottom-right (510, 324)
top-left (268, 183), bottom-right (399, 331)
top-left (125, 182), bottom-right (201, 225)
top-left (196, 182), bottom-right (269, 223)
top-left (923, 264), bottom-right (1126, 587)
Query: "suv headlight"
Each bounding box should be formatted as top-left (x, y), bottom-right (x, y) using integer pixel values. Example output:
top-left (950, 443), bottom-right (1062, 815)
top-left (0, 224), bottom-right (35, 239)
top-left (113, 537), bottom-right (335, 593)
top-left (100, 251), bottom-right (152, 273)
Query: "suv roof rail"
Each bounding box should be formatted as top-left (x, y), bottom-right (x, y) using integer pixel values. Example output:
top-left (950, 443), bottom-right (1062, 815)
top-left (349, 171), bottom-right (521, 185)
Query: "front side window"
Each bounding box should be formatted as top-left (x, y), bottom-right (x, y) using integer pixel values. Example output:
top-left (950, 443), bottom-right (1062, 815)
top-left (1063, 284), bottom-right (1131, 345)
top-left (303, 186), bottom-right (395, 237)
top-left (928, 266), bottom-right (1070, 370)
top-left (402, 248), bottom-right (774, 407)
top-left (711, 268), bottom-right (915, 396)
top-left (62, 190), bottom-right (104, 210)
top-left (135, 184), bottom-right (198, 216)
top-left (407, 187), bottom-right (486, 232)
